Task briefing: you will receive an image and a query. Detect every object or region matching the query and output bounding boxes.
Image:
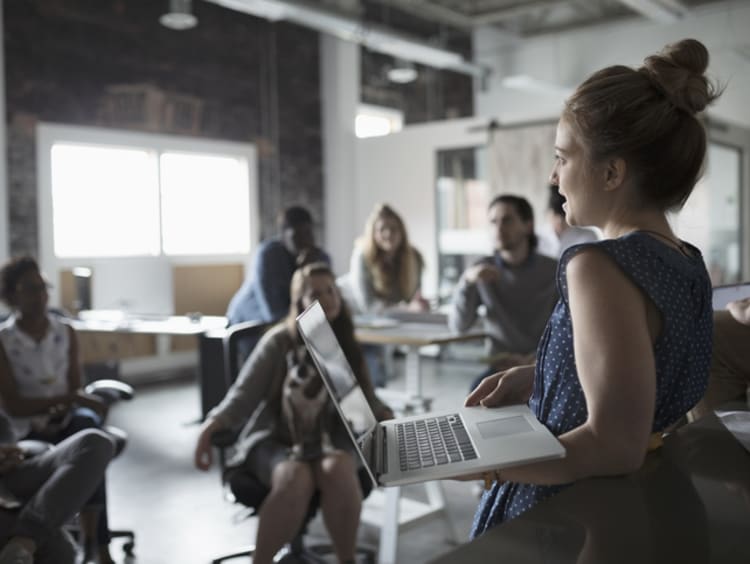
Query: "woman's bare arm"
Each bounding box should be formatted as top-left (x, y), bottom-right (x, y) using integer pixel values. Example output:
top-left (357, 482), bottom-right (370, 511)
top-left (465, 249), bottom-right (657, 485)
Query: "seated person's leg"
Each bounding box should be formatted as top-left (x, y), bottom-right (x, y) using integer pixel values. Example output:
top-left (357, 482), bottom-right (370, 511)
top-left (28, 528), bottom-right (77, 564)
top-left (240, 439), bottom-right (316, 564)
top-left (314, 450), bottom-right (362, 563)
top-left (0, 430), bottom-right (114, 564)
top-left (55, 410), bottom-right (113, 564)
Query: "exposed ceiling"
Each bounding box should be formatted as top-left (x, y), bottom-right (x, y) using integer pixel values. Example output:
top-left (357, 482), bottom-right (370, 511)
top-left (329, 0), bottom-right (734, 36)
top-left (204, 0), bottom-right (743, 80)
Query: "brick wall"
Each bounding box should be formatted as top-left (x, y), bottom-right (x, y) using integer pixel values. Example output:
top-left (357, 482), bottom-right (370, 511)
top-left (3, 0), bottom-right (323, 255)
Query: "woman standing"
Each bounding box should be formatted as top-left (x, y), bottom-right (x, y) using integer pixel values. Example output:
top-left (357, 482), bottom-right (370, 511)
top-left (463, 38), bottom-right (720, 536)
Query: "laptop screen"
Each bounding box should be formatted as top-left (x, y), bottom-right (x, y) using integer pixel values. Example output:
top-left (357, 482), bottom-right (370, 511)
top-left (297, 301), bottom-right (379, 478)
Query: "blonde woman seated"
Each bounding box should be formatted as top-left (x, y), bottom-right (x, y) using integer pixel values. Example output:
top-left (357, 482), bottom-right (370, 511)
top-left (194, 262), bottom-right (391, 564)
top-left (346, 204), bottom-right (427, 386)
top-left (348, 203), bottom-right (427, 315)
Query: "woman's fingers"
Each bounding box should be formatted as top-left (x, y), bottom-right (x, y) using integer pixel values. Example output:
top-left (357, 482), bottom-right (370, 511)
top-left (465, 373), bottom-right (501, 406)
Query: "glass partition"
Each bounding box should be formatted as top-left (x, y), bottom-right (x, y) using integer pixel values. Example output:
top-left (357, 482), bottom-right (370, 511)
top-left (672, 141), bottom-right (743, 285)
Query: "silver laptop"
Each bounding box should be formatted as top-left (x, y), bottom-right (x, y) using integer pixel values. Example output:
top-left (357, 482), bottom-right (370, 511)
top-left (712, 282), bottom-right (750, 310)
top-left (296, 301), bottom-right (565, 488)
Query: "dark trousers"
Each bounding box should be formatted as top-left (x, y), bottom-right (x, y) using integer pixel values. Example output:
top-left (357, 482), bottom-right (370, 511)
top-left (25, 408), bottom-right (111, 545)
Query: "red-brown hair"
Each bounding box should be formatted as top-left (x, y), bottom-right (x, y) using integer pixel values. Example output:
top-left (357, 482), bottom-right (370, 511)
top-left (562, 38), bottom-right (722, 211)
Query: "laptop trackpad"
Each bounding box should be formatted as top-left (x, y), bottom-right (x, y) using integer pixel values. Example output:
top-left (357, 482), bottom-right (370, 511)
top-left (477, 415), bottom-right (534, 439)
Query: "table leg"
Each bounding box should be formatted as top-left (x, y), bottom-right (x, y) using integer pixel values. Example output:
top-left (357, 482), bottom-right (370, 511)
top-left (424, 480), bottom-right (461, 544)
top-left (378, 485), bottom-right (401, 564)
top-left (405, 345), bottom-right (422, 398)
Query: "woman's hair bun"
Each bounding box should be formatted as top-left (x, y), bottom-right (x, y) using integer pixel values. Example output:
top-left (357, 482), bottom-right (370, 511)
top-left (641, 38), bottom-right (719, 114)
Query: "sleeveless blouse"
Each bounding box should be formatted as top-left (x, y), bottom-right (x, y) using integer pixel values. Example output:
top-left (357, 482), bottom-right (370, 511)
top-left (0, 313), bottom-right (71, 437)
top-left (471, 232), bottom-right (713, 537)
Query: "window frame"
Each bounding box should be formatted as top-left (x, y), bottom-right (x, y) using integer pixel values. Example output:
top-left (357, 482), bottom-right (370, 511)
top-left (37, 123), bottom-right (258, 309)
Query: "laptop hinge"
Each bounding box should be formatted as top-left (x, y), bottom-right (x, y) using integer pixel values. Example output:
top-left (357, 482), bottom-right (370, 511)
top-left (374, 424), bottom-right (387, 476)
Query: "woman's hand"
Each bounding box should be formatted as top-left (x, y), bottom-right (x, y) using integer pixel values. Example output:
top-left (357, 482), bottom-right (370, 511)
top-left (0, 445), bottom-right (24, 474)
top-left (727, 297), bottom-right (750, 327)
top-left (373, 400), bottom-right (395, 422)
top-left (465, 364), bottom-right (535, 408)
top-left (407, 291), bottom-right (430, 312)
top-left (464, 263), bottom-right (501, 285)
top-left (194, 418), bottom-right (222, 471)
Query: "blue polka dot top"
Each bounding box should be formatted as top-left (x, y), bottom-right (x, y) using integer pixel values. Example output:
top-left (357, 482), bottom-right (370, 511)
top-left (471, 232), bottom-right (713, 538)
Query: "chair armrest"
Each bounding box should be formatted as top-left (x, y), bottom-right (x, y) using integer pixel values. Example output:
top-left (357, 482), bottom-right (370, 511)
top-left (17, 439), bottom-right (54, 457)
top-left (84, 379), bottom-right (135, 403)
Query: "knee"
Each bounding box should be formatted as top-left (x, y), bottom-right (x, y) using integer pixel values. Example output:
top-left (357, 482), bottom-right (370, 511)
top-left (270, 461), bottom-right (315, 500)
top-left (74, 429), bottom-right (116, 468)
top-left (318, 452), bottom-right (360, 494)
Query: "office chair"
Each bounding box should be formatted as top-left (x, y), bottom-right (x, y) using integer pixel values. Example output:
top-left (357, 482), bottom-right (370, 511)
top-left (11, 379), bottom-right (137, 558)
top-left (209, 320), bottom-right (376, 564)
top-left (82, 378), bottom-right (137, 557)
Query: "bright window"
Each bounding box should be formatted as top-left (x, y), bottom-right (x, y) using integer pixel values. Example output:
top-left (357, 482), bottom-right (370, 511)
top-left (40, 127), bottom-right (255, 259)
top-left (160, 152), bottom-right (251, 255)
top-left (51, 144), bottom-right (161, 257)
top-left (355, 104), bottom-right (403, 138)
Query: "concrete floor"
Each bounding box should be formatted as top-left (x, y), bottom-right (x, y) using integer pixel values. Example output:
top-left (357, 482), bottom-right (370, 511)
top-left (105, 354), bottom-right (486, 564)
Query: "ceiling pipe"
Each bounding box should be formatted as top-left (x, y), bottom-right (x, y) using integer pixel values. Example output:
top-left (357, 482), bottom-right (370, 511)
top-left (203, 0), bottom-right (490, 79)
top-left (615, 0), bottom-right (688, 23)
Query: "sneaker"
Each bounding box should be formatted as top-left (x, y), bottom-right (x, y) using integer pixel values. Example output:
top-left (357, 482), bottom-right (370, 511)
top-left (0, 540), bottom-right (33, 564)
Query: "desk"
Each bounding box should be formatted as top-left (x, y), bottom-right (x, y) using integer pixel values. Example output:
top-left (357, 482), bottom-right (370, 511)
top-left (430, 408), bottom-right (750, 564)
top-left (71, 311), bottom-right (228, 419)
top-left (71, 311), bottom-right (227, 337)
top-left (355, 313), bottom-right (486, 564)
top-left (355, 313), bottom-right (485, 399)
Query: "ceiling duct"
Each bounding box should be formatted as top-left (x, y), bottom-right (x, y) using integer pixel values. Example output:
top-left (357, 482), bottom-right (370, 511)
top-left (204, 0), bottom-right (489, 79)
top-left (616, 0), bottom-right (688, 23)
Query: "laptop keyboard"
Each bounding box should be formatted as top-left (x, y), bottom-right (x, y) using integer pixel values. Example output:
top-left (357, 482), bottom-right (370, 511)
top-left (396, 414), bottom-right (477, 471)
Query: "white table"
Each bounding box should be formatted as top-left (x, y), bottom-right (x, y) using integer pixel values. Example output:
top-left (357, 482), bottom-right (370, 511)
top-left (70, 310), bottom-right (228, 419)
top-left (355, 312), bottom-right (485, 399)
top-left (355, 313), bottom-right (486, 564)
top-left (71, 310), bottom-right (228, 336)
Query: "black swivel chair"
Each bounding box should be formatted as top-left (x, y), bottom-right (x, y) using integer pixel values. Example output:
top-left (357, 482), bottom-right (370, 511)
top-left (209, 321), bottom-right (376, 564)
top-left (82, 378), bottom-right (137, 558)
top-left (13, 379), bottom-right (137, 558)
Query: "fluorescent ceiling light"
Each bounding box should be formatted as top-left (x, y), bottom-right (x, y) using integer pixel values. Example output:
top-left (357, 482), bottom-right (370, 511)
top-left (387, 60), bottom-right (418, 84)
top-left (617, 0), bottom-right (688, 23)
top-left (501, 74), bottom-right (572, 96)
top-left (159, 0), bottom-right (198, 30)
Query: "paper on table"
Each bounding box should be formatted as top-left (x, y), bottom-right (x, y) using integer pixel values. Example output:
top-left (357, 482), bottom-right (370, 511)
top-left (353, 315), bottom-right (400, 329)
top-left (716, 410), bottom-right (750, 453)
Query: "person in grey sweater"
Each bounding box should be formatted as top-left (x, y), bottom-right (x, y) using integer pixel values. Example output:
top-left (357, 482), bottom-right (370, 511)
top-left (195, 262), bottom-right (391, 564)
top-left (0, 410), bottom-right (114, 564)
top-left (449, 195), bottom-right (558, 382)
